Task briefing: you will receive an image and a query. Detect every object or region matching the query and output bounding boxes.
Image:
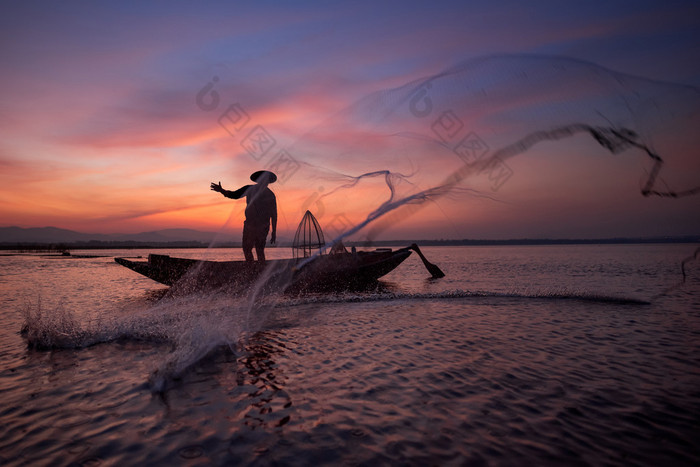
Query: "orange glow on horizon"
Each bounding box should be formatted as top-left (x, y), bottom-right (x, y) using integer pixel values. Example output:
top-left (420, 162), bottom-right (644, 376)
top-left (2, 4), bottom-right (698, 240)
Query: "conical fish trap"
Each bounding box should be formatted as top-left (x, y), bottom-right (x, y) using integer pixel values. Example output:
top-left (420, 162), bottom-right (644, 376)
top-left (292, 210), bottom-right (325, 259)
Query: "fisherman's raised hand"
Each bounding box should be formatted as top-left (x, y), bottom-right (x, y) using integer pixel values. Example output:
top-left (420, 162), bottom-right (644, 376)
top-left (210, 181), bottom-right (223, 192)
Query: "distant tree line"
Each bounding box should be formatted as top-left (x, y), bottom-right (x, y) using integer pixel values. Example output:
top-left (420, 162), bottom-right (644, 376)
top-left (1, 235), bottom-right (697, 252)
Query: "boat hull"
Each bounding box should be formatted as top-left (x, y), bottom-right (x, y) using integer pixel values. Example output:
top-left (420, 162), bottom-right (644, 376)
top-left (115, 248), bottom-right (412, 292)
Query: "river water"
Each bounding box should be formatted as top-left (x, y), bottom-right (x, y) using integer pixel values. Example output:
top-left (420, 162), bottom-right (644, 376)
top-left (0, 244), bottom-right (698, 465)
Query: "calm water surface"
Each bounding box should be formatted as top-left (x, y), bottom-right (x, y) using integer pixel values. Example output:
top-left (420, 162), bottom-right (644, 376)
top-left (0, 244), bottom-right (698, 465)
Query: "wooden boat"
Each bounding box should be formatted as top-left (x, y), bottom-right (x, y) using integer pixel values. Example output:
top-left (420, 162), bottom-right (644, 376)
top-left (115, 212), bottom-right (444, 293)
top-left (115, 247), bottom-right (414, 293)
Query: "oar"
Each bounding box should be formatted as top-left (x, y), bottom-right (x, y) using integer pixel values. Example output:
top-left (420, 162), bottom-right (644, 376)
top-left (409, 243), bottom-right (445, 278)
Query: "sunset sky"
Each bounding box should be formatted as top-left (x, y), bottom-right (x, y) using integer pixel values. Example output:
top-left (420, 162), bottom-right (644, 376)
top-left (1, 1), bottom-right (699, 241)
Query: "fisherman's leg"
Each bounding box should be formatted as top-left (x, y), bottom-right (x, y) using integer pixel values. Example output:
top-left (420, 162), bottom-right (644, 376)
top-left (243, 247), bottom-right (254, 262)
top-left (242, 224), bottom-right (255, 262)
top-left (255, 245), bottom-right (265, 262)
top-left (254, 232), bottom-right (267, 262)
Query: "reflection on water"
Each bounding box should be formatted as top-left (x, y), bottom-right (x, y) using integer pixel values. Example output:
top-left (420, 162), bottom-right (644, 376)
top-left (0, 245), bottom-right (699, 465)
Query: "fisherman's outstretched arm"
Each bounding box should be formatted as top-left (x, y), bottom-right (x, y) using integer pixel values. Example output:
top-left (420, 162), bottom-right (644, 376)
top-left (210, 181), bottom-right (248, 199)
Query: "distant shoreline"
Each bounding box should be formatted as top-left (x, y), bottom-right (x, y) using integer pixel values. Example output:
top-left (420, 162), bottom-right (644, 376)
top-left (364, 236), bottom-right (700, 247)
top-left (1, 236), bottom-right (698, 251)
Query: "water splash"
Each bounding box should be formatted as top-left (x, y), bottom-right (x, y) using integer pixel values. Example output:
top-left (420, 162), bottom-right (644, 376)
top-left (275, 289), bottom-right (652, 308)
top-left (21, 298), bottom-right (97, 350)
top-left (19, 287), bottom-right (283, 391)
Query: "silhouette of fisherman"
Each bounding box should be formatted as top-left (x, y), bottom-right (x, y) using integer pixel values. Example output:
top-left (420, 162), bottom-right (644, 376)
top-left (211, 171), bottom-right (277, 262)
